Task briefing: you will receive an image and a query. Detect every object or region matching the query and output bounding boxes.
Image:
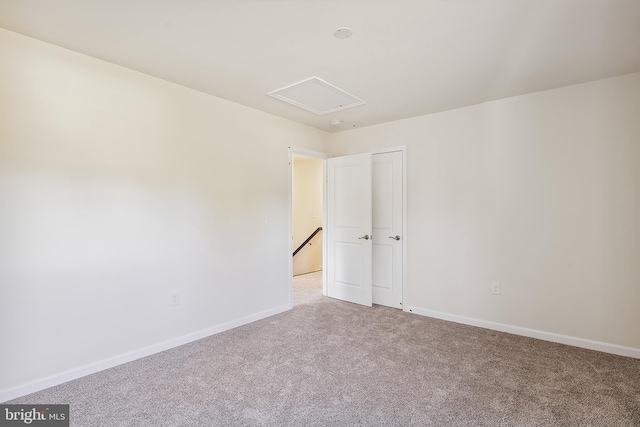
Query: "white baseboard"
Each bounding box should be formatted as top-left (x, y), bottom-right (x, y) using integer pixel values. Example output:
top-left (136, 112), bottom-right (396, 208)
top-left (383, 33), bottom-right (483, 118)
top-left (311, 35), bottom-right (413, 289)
top-left (404, 305), bottom-right (640, 360)
top-left (0, 304), bottom-right (292, 403)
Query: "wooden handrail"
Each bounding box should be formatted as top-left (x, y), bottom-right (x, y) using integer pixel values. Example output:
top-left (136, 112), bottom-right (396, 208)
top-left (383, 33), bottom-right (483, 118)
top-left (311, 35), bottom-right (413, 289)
top-left (293, 227), bottom-right (322, 257)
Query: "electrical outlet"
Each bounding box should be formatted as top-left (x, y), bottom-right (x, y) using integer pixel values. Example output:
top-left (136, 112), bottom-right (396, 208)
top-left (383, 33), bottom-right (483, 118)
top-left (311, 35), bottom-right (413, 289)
top-left (170, 293), bottom-right (180, 306)
top-left (491, 281), bottom-right (501, 295)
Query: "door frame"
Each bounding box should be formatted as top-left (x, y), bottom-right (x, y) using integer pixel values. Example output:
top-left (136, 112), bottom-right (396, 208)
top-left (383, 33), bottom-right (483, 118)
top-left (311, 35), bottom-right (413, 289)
top-left (288, 146), bottom-right (328, 308)
top-left (287, 145), bottom-right (406, 310)
top-left (372, 145), bottom-right (407, 310)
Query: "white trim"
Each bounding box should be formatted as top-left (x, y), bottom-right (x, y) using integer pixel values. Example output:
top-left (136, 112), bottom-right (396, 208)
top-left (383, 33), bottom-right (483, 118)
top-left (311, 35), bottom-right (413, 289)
top-left (404, 305), bottom-right (640, 360)
top-left (401, 148), bottom-right (407, 311)
top-left (322, 160), bottom-right (327, 296)
top-left (371, 145), bottom-right (406, 155)
top-left (0, 304), bottom-right (291, 403)
top-left (289, 147), bottom-right (328, 160)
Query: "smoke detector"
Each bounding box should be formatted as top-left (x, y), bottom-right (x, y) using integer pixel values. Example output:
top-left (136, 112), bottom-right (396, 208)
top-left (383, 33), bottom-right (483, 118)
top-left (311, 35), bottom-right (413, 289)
top-left (334, 27), bottom-right (353, 39)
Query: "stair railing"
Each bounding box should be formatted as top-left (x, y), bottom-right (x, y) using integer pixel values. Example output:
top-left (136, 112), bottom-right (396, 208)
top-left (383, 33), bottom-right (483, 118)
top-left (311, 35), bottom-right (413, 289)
top-left (293, 227), bottom-right (322, 257)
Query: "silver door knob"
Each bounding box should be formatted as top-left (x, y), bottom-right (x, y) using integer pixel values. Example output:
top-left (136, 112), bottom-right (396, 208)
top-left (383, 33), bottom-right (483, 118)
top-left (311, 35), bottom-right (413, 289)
top-left (389, 235), bottom-right (401, 241)
top-left (358, 235), bottom-right (370, 240)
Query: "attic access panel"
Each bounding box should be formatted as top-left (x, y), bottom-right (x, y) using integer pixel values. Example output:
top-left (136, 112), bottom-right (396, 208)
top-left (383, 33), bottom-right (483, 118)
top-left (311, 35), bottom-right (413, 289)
top-left (268, 77), bottom-right (365, 115)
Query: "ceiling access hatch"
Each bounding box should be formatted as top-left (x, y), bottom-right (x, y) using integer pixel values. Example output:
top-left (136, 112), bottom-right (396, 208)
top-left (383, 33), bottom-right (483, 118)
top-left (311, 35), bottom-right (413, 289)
top-left (268, 77), bottom-right (365, 115)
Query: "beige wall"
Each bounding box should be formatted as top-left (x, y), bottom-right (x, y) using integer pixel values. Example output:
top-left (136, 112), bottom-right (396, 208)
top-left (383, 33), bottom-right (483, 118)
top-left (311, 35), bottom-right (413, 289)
top-left (328, 72), bottom-right (640, 351)
top-left (0, 28), bottom-right (327, 399)
top-left (292, 156), bottom-right (323, 276)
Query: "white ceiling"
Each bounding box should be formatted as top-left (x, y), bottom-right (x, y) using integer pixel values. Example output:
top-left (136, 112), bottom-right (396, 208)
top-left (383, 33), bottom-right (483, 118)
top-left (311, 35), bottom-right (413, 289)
top-left (1, 0), bottom-right (639, 133)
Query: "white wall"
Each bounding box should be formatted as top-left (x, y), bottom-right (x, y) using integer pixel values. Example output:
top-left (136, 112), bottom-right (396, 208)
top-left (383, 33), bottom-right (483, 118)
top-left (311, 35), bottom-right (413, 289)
top-left (0, 28), bottom-right (327, 400)
top-left (292, 157), bottom-right (323, 276)
top-left (328, 72), bottom-right (640, 352)
top-left (2, 26), bottom-right (638, 402)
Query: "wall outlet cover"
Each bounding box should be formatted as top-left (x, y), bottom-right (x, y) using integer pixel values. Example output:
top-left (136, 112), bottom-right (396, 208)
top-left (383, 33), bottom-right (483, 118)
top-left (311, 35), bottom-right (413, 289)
top-left (170, 293), bottom-right (180, 306)
top-left (491, 282), bottom-right (501, 295)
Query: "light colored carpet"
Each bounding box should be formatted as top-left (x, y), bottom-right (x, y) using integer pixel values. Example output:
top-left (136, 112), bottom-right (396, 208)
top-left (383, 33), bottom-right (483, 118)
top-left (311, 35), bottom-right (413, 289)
top-left (8, 271), bottom-right (640, 426)
top-left (292, 270), bottom-right (324, 306)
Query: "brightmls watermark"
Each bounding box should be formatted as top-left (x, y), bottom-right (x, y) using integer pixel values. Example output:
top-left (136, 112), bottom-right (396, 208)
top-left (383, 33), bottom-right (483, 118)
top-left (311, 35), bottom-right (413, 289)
top-left (0, 405), bottom-right (69, 426)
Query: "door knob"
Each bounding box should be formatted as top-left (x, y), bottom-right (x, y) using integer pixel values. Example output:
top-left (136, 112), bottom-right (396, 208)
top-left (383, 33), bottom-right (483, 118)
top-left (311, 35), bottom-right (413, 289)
top-left (358, 235), bottom-right (370, 240)
top-left (389, 235), bottom-right (401, 241)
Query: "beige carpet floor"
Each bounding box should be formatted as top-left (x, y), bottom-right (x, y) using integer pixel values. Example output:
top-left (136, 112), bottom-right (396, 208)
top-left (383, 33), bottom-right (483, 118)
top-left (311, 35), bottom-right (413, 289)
top-left (7, 271), bottom-right (640, 426)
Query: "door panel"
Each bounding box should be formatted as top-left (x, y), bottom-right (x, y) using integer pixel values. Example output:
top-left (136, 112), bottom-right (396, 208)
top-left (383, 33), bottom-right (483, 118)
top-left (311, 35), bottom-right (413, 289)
top-left (327, 153), bottom-right (372, 306)
top-left (372, 151), bottom-right (403, 308)
top-left (372, 244), bottom-right (393, 290)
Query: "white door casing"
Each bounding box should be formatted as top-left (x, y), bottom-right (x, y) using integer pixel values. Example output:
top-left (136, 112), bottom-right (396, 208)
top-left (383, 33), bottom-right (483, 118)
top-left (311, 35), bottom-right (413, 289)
top-left (326, 153), bottom-right (373, 307)
top-left (372, 151), bottom-right (403, 308)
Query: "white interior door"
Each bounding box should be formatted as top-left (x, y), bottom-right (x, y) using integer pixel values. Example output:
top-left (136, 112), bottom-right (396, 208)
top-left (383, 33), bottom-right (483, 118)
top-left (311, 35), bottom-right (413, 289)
top-left (372, 151), bottom-right (403, 308)
top-left (326, 153), bottom-right (373, 307)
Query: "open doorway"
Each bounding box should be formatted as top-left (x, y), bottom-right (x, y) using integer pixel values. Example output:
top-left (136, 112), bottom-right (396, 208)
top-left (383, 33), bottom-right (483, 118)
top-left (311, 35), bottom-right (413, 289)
top-left (288, 147), bottom-right (327, 307)
top-left (287, 146), bottom-right (407, 310)
top-left (292, 154), bottom-right (323, 276)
